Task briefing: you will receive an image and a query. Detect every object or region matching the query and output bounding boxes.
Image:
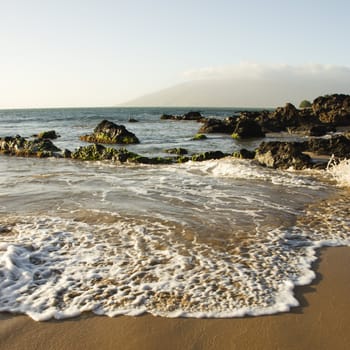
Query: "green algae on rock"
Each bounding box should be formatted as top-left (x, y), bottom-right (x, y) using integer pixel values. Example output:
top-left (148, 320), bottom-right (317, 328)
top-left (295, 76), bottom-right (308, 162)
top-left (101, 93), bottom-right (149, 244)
top-left (0, 135), bottom-right (62, 158)
top-left (80, 120), bottom-right (140, 144)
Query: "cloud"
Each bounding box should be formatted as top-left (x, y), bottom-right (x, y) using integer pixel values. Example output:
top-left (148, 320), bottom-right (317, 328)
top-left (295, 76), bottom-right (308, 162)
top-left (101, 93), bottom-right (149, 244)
top-left (182, 62), bottom-right (350, 82)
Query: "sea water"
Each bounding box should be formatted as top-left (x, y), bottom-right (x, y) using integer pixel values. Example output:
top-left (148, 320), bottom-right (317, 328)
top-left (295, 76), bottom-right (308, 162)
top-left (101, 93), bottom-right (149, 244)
top-left (0, 107), bottom-right (349, 321)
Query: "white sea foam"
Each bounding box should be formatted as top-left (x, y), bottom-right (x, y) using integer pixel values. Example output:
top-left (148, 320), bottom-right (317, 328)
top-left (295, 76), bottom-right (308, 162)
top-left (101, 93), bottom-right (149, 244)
top-left (0, 200), bottom-right (349, 321)
top-left (327, 157), bottom-right (350, 187)
top-left (180, 158), bottom-right (323, 189)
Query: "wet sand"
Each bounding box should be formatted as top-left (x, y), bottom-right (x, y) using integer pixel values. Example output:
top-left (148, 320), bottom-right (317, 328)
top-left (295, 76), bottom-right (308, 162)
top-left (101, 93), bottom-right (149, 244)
top-left (1, 246), bottom-right (349, 350)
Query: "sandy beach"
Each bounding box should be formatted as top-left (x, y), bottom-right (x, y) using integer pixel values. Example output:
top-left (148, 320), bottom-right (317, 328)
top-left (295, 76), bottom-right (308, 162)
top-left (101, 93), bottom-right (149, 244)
top-left (0, 246), bottom-right (349, 350)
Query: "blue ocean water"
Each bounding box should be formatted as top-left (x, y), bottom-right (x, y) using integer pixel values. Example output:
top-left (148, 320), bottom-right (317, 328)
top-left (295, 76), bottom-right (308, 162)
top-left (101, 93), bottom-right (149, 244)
top-left (0, 107), bottom-right (349, 321)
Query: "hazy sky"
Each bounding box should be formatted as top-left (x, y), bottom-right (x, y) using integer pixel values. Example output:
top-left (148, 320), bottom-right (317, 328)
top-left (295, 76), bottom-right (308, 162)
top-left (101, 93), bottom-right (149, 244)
top-left (1, 0), bottom-right (349, 108)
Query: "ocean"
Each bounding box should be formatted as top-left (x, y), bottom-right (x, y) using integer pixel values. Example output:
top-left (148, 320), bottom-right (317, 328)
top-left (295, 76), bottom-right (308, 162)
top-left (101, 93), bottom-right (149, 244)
top-left (0, 107), bottom-right (349, 321)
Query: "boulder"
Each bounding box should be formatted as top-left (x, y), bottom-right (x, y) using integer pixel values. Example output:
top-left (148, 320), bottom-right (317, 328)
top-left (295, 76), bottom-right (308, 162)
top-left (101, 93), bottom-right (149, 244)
top-left (198, 117), bottom-right (236, 134)
top-left (268, 103), bottom-right (300, 130)
top-left (232, 149), bottom-right (256, 159)
top-left (80, 120), bottom-right (140, 144)
top-left (255, 141), bottom-right (312, 169)
top-left (37, 130), bottom-right (59, 139)
top-left (192, 133), bottom-right (207, 140)
top-left (312, 94), bottom-right (350, 126)
top-left (232, 117), bottom-right (265, 139)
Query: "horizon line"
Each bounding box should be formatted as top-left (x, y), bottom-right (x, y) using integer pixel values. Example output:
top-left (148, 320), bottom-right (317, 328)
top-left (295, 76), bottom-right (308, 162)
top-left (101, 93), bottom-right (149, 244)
top-left (0, 105), bottom-right (277, 111)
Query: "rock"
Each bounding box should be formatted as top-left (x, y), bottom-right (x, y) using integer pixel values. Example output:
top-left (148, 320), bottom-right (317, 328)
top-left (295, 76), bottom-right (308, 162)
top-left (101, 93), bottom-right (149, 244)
top-left (165, 148), bottom-right (188, 155)
top-left (287, 124), bottom-right (336, 136)
top-left (307, 135), bottom-right (350, 158)
top-left (192, 133), bottom-right (207, 140)
top-left (312, 94), bottom-right (350, 126)
top-left (308, 125), bottom-right (336, 137)
top-left (160, 114), bottom-right (176, 120)
top-left (62, 149), bottom-right (72, 158)
top-left (232, 117), bottom-right (265, 139)
top-left (37, 130), bottom-right (59, 139)
top-left (160, 111), bottom-right (202, 121)
top-left (71, 144), bottom-right (173, 164)
top-left (80, 120), bottom-right (140, 144)
top-left (255, 141), bottom-right (312, 169)
top-left (232, 149), bottom-right (256, 159)
top-left (198, 117), bottom-right (236, 134)
top-left (191, 151), bottom-right (227, 162)
top-left (268, 103), bottom-right (300, 131)
top-left (183, 111), bottom-right (202, 120)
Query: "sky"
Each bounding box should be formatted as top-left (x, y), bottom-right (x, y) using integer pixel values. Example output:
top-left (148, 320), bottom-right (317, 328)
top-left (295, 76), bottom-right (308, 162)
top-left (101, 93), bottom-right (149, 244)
top-left (0, 0), bottom-right (349, 108)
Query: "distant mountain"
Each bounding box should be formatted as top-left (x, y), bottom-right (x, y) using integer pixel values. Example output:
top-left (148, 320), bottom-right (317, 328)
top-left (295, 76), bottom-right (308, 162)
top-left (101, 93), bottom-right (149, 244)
top-left (120, 78), bottom-right (350, 108)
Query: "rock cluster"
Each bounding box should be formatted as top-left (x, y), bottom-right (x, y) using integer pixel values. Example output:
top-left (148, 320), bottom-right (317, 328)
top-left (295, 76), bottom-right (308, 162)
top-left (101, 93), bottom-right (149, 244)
top-left (161, 111), bottom-right (203, 121)
top-left (0, 135), bottom-right (62, 158)
top-left (196, 94), bottom-right (350, 139)
top-left (1, 94), bottom-right (350, 170)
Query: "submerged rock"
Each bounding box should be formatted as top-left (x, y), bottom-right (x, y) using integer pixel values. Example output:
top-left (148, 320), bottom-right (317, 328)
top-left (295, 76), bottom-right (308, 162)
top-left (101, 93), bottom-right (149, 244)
top-left (192, 133), bottom-right (207, 141)
top-left (191, 151), bottom-right (227, 162)
top-left (165, 148), bottom-right (188, 155)
top-left (80, 120), bottom-right (140, 144)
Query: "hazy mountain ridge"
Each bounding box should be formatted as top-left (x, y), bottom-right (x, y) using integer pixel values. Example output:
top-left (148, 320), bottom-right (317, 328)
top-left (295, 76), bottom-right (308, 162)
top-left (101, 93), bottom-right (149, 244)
top-left (121, 78), bottom-right (350, 108)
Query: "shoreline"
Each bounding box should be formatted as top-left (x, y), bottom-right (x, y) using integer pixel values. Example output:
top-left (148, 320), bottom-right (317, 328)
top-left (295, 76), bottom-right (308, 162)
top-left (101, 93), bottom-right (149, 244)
top-left (1, 246), bottom-right (349, 350)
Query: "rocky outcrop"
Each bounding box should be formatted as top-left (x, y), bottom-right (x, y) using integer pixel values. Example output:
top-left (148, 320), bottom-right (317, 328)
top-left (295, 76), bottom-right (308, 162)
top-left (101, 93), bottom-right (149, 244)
top-left (306, 135), bottom-right (350, 158)
top-left (198, 117), bottom-right (236, 134)
top-left (0, 135), bottom-right (62, 158)
top-left (80, 120), bottom-right (140, 144)
top-left (312, 94), bottom-right (350, 126)
top-left (255, 141), bottom-right (312, 170)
